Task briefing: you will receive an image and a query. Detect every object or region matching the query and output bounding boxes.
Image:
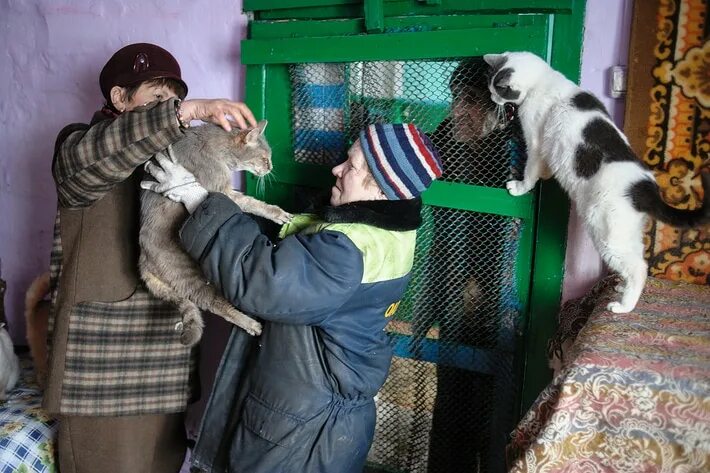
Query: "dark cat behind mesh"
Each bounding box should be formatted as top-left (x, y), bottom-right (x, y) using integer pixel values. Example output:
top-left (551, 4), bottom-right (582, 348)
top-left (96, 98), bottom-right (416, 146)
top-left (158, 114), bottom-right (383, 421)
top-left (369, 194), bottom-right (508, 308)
top-left (139, 121), bottom-right (291, 345)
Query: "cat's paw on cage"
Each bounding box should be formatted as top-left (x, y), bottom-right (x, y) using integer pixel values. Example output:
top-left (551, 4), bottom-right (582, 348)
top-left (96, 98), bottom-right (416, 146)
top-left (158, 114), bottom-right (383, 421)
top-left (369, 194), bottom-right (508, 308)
top-left (506, 179), bottom-right (531, 196)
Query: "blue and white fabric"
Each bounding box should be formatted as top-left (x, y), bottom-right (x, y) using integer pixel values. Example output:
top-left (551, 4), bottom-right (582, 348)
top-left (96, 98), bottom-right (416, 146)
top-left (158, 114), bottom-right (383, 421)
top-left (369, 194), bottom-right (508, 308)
top-left (0, 353), bottom-right (57, 473)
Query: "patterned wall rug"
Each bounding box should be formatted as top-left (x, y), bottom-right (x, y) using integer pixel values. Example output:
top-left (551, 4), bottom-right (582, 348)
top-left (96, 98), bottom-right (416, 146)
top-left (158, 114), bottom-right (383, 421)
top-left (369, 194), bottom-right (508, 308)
top-left (624, 0), bottom-right (709, 285)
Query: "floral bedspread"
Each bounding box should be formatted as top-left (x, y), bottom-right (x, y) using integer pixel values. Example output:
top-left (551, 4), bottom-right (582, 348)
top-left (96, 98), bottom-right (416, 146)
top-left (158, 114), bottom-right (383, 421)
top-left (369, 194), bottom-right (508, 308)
top-left (0, 353), bottom-right (57, 473)
top-left (507, 277), bottom-right (710, 472)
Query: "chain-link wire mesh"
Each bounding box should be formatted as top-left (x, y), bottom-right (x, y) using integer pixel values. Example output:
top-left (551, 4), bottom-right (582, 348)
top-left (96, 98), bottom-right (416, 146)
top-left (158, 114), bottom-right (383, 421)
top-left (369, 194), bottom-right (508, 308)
top-left (290, 58), bottom-right (527, 473)
top-left (366, 207), bottom-right (523, 473)
top-left (290, 59), bottom-right (525, 187)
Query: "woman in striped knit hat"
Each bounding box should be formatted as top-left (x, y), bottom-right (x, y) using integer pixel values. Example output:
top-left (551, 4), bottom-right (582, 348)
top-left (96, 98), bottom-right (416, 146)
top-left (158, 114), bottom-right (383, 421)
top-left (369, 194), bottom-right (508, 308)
top-left (142, 123), bottom-right (441, 473)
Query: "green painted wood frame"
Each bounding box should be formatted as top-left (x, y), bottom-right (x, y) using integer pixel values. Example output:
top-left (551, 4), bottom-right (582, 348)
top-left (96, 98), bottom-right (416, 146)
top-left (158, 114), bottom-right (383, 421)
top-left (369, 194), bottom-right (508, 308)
top-left (245, 0), bottom-right (575, 20)
top-left (241, 0), bottom-right (585, 418)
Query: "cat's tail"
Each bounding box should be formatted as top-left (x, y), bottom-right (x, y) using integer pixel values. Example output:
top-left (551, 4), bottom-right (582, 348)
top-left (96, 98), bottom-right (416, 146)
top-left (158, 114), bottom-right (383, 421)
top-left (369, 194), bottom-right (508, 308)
top-left (25, 272), bottom-right (50, 325)
top-left (25, 272), bottom-right (51, 388)
top-left (629, 171), bottom-right (710, 228)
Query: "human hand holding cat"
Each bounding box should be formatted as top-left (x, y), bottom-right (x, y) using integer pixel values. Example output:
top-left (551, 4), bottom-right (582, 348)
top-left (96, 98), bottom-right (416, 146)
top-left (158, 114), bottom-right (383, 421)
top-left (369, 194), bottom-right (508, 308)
top-left (180, 99), bottom-right (256, 132)
top-left (141, 145), bottom-right (209, 214)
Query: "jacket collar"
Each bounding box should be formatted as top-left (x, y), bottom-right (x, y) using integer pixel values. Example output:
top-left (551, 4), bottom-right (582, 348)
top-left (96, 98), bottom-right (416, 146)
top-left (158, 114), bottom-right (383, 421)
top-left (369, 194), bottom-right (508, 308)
top-left (91, 107), bottom-right (118, 126)
top-left (321, 198), bottom-right (422, 231)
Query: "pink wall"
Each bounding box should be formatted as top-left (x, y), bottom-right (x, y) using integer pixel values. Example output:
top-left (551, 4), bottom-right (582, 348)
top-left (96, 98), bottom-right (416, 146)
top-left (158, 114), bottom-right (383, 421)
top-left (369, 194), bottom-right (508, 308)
top-left (0, 1), bottom-right (633, 333)
top-left (562, 0), bottom-right (634, 301)
top-left (0, 1), bottom-right (247, 344)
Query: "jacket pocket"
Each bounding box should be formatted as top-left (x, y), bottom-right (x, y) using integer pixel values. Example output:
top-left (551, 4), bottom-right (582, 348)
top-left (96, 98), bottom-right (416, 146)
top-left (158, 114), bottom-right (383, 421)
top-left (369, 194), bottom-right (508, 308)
top-left (60, 285), bottom-right (193, 416)
top-left (229, 394), bottom-right (323, 472)
top-left (241, 394), bottom-right (308, 447)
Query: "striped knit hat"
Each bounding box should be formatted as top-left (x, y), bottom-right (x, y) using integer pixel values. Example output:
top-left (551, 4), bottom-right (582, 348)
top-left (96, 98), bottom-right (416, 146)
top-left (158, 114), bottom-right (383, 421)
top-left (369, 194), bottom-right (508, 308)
top-left (359, 123), bottom-right (443, 200)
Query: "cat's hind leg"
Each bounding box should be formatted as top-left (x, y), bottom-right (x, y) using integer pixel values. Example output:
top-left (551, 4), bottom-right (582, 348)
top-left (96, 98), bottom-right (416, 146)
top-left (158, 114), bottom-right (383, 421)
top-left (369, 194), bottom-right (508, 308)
top-left (604, 254), bottom-right (646, 313)
top-left (183, 279), bottom-right (262, 336)
top-left (200, 296), bottom-right (263, 337)
top-left (163, 263), bottom-right (262, 337)
top-left (591, 212), bottom-right (647, 313)
top-left (142, 271), bottom-right (205, 346)
top-left (175, 300), bottom-right (205, 346)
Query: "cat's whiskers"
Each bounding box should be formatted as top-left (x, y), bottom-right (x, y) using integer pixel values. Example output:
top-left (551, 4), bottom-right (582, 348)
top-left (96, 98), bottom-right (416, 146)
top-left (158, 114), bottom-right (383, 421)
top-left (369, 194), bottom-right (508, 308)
top-left (255, 174), bottom-right (266, 198)
top-left (266, 169), bottom-right (280, 183)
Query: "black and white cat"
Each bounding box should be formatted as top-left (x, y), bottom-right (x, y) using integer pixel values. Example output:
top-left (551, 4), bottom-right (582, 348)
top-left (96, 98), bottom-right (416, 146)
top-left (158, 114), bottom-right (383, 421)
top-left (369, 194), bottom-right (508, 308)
top-left (483, 51), bottom-right (709, 313)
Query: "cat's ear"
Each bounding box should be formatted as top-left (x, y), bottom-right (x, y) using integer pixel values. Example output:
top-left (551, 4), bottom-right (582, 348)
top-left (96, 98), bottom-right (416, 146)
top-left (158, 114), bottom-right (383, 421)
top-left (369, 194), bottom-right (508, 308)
top-left (495, 71), bottom-right (513, 88)
top-left (483, 54), bottom-right (505, 69)
top-left (245, 120), bottom-right (268, 145)
top-left (256, 120), bottom-right (268, 135)
top-left (245, 128), bottom-right (260, 144)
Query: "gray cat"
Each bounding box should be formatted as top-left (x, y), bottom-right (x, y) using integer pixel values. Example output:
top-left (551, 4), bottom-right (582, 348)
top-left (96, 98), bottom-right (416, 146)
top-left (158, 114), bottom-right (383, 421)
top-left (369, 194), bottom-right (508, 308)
top-left (139, 121), bottom-right (291, 345)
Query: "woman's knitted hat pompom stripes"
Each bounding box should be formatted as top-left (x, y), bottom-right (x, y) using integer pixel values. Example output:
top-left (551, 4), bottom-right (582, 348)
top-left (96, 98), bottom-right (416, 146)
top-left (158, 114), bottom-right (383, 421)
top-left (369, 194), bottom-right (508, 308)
top-left (360, 123), bottom-right (443, 200)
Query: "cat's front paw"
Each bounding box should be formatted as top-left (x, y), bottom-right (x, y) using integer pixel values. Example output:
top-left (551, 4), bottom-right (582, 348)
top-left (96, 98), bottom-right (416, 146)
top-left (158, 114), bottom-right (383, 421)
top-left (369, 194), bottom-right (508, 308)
top-left (266, 205), bottom-right (293, 225)
top-left (506, 180), bottom-right (530, 196)
top-left (242, 318), bottom-right (262, 337)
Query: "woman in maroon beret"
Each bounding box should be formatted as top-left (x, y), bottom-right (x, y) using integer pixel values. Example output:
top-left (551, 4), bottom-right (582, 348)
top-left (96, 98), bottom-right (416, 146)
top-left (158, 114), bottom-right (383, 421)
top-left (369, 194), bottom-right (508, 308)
top-left (45, 42), bottom-right (256, 473)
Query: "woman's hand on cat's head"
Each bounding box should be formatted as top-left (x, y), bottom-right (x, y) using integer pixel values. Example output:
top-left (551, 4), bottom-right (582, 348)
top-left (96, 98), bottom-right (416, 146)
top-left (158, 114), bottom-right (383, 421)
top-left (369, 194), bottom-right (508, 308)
top-left (180, 99), bottom-right (257, 132)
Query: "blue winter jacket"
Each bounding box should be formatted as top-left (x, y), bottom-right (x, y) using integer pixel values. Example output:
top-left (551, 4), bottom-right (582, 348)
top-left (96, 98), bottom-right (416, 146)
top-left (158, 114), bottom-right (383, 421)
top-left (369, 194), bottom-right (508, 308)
top-left (181, 193), bottom-right (422, 473)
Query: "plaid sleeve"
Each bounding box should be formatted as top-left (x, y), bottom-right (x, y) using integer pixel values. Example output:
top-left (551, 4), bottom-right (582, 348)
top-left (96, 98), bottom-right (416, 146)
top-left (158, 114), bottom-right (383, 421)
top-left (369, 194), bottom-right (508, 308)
top-left (53, 98), bottom-right (184, 208)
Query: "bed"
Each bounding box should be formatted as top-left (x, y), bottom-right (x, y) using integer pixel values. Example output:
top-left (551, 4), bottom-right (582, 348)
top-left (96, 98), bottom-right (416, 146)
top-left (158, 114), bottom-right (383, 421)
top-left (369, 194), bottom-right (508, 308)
top-left (0, 352), bottom-right (57, 473)
top-left (507, 275), bottom-right (710, 472)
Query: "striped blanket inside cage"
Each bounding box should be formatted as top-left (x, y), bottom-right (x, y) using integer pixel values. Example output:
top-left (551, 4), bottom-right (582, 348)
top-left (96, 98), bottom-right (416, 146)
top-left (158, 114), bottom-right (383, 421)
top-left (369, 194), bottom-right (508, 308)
top-left (291, 63), bottom-right (347, 165)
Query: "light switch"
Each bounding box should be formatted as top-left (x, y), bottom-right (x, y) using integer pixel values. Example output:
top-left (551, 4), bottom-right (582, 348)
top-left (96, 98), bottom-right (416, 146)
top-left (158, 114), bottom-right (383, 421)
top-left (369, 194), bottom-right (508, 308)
top-left (609, 65), bottom-right (627, 98)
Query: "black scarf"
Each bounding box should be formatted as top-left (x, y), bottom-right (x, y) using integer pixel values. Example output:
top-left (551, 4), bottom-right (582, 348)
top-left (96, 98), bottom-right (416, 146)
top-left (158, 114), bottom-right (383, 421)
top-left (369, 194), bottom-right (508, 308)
top-left (320, 198), bottom-right (422, 231)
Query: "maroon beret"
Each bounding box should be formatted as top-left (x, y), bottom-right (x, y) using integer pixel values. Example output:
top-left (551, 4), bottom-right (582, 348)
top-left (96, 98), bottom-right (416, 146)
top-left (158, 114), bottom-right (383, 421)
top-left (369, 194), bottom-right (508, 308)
top-left (99, 43), bottom-right (188, 103)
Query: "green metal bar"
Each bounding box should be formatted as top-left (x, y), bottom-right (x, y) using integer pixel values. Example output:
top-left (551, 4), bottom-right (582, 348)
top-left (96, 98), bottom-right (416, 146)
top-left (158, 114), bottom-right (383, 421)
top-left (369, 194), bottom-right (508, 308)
top-left (256, 5), bottom-right (359, 19)
top-left (518, 0), bottom-right (585, 415)
top-left (244, 0), bottom-right (358, 10)
top-left (243, 25), bottom-right (547, 64)
top-left (248, 64), bottom-right (296, 205)
top-left (244, 64), bottom-right (266, 118)
top-left (515, 217), bottom-right (536, 321)
top-left (263, 64), bottom-right (294, 169)
top-left (251, 18), bottom-right (366, 39)
top-left (511, 193), bottom-right (537, 426)
top-left (244, 65), bottom-right (266, 198)
top-left (364, 0), bottom-right (385, 32)
top-left (423, 182), bottom-right (536, 218)
top-left (257, 164), bottom-right (536, 219)
top-left (248, 0), bottom-right (574, 19)
top-left (249, 13), bottom-right (542, 39)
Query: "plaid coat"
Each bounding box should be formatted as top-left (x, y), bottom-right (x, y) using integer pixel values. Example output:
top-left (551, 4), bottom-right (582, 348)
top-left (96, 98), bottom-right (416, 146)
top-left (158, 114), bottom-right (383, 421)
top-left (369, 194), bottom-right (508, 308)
top-left (44, 99), bottom-right (196, 416)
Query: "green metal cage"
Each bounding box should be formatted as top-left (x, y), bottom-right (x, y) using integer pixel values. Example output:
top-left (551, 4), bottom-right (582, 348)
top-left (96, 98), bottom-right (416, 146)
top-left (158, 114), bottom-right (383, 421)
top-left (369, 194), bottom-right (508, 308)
top-left (241, 1), bottom-right (585, 471)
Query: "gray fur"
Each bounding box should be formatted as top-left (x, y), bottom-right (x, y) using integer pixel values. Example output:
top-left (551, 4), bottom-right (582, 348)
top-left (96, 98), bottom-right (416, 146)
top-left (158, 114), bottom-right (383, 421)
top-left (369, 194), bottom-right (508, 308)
top-left (139, 122), bottom-right (291, 345)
